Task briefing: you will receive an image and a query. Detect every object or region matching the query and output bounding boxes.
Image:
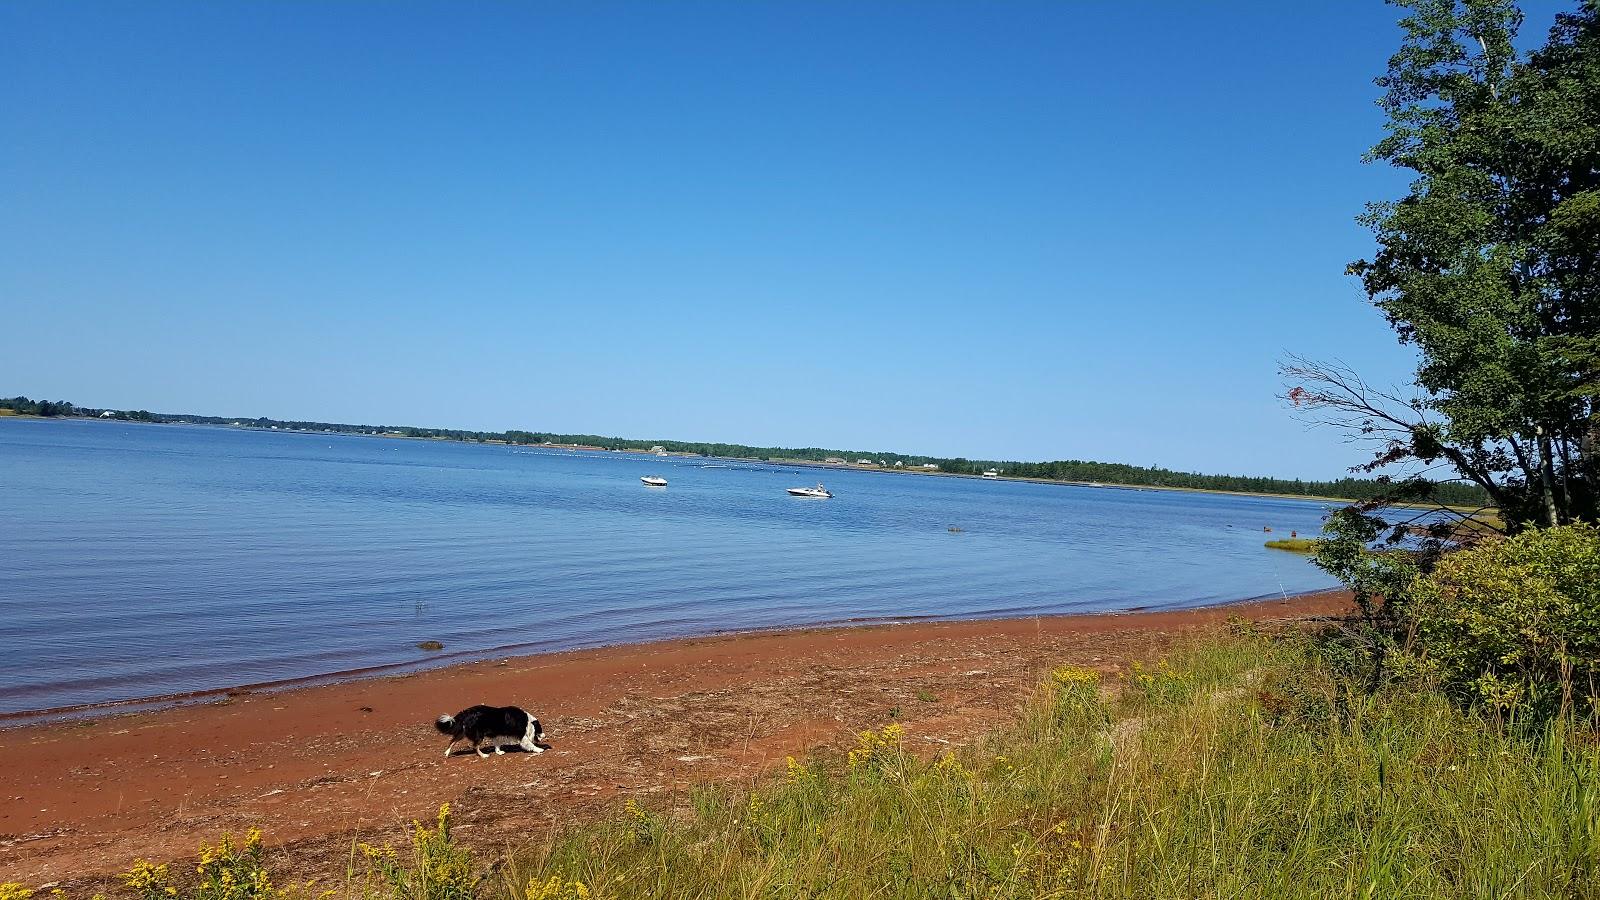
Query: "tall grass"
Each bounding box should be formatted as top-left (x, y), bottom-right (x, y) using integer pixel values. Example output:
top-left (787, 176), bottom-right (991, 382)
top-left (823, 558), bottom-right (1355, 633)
top-left (506, 631), bottom-right (1600, 899)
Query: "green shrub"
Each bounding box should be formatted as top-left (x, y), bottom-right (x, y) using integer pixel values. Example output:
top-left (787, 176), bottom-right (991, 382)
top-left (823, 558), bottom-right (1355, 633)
top-left (1411, 523), bottom-right (1600, 723)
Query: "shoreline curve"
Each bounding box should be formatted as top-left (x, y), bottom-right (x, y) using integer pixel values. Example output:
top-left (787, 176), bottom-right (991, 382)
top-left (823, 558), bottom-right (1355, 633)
top-left (0, 588), bottom-right (1341, 726)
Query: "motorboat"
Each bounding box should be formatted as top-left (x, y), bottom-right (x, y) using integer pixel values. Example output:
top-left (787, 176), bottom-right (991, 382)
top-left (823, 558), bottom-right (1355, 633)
top-left (786, 483), bottom-right (832, 498)
top-left (641, 475), bottom-right (668, 487)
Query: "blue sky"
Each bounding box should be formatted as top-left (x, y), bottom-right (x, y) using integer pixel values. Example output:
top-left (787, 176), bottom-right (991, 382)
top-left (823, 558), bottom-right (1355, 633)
top-left (0, 2), bottom-right (1572, 478)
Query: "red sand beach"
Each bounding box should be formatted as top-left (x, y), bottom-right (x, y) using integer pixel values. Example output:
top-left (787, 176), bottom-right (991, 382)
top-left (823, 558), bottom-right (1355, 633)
top-left (0, 590), bottom-right (1352, 886)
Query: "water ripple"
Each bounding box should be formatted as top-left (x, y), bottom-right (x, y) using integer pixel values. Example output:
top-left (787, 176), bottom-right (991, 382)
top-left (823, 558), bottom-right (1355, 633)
top-left (0, 419), bottom-right (1339, 713)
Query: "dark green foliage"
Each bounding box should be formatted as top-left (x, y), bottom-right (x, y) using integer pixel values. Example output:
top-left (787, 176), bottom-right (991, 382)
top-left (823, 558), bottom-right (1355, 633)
top-left (1293, 0), bottom-right (1600, 529)
top-left (1411, 523), bottom-right (1600, 722)
top-left (1313, 506), bottom-right (1424, 630)
top-left (1299, 0), bottom-right (1600, 723)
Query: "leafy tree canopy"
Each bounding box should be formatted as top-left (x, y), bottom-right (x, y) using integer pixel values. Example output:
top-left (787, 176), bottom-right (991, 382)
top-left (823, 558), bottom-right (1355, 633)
top-left (1290, 0), bottom-right (1600, 532)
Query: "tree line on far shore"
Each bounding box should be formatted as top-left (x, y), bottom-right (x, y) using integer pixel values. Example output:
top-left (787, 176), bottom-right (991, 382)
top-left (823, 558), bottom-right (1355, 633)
top-left (1, 394), bottom-right (1487, 506)
top-left (0, 396), bottom-right (159, 420)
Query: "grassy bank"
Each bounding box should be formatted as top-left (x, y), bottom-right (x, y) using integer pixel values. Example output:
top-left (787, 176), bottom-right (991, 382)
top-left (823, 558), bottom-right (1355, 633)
top-left (24, 628), bottom-right (1598, 900)
top-left (507, 631), bottom-right (1598, 899)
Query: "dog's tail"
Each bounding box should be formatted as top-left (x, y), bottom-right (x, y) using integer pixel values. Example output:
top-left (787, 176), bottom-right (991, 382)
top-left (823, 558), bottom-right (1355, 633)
top-left (435, 714), bottom-right (456, 735)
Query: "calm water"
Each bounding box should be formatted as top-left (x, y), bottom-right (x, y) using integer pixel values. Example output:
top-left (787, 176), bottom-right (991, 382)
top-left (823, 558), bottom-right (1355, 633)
top-left (0, 419), bottom-right (1338, 714)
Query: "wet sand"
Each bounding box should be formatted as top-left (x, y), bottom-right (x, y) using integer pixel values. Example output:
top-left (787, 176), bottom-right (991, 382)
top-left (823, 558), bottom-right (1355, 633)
top-left (0, 590), bottom-right (1351, 886)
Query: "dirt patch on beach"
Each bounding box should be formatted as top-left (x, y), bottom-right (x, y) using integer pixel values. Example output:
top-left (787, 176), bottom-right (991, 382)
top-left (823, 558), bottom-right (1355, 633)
top-left (0, 592), bottom-right (1350, 886)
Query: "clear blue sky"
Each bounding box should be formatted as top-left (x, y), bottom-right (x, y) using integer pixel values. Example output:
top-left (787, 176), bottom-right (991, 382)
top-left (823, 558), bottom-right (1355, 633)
top-left (0, 2), bottom-right (1571, 479)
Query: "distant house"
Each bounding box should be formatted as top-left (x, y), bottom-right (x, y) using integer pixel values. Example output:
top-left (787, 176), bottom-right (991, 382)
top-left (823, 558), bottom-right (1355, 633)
top-left (99, 410), bottom-right (116, 418)
top-left (824, 457), bottom-right (845, 464)
top-left (982, 469), bottom-right (1001, 479)
top-left (650, 445), bottom-right (666, 454)
top-left (921, 463), bottom-right (940, 470)
top-left (856, 458), bottom-right (873, 465)
top-left (894, 461), bottom-right (904, 468)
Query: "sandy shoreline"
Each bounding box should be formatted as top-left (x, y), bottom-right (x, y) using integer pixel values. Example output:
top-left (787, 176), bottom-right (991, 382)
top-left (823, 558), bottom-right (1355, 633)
top-left (0, 589), bottom-right (1352, 885)
top-left (0, 590), bottom-right (1337, 727)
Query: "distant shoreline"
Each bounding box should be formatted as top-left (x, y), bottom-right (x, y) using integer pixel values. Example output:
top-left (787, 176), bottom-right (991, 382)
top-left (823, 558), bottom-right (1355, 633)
top-left (764, 454), bottom-right (1369, 505)
top-left (3, 413), bottom-right (1372, 507)
top-left (1, 396), bottom-right (1489, 507)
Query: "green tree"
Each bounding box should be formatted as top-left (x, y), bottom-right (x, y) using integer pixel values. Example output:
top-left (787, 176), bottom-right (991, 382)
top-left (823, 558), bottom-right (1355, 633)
top-left (1286, 0), bottom-right (1600, 533)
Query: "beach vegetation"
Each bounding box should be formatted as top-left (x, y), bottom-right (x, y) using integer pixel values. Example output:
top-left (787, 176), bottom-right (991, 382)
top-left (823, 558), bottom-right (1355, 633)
top-left (1263, 537), bottom-right (1318, 552)
top-left (355, 804), bottom-right (478, 900)
top-left (503, 630), bottom-right (1598, 898)
top-left (1314, 509), bottom-right (1600, 726)
top-left (122, 828), bottom-right (276, 900)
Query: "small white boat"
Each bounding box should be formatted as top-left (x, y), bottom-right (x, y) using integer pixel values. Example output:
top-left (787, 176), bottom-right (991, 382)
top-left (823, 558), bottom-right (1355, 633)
top-left (641, 475), bottom-right (668, 487)
top-left (786, 483), bottom-right (832, 498)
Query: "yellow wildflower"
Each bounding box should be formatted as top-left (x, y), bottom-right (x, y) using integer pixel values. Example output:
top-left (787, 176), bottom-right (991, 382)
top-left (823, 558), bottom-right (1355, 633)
top-left (122, 860), bottom-right (171, 897)
top-left (931, 751), bottom-right (969, 779)
top-left (525, 876), bottom-right (590, 900)
top-left (784, 756), bottom-right (811, 783)
top-left (1051, 665), bottom-right (1100, 686)
top-left (847, 723), bottom-right (904, 771)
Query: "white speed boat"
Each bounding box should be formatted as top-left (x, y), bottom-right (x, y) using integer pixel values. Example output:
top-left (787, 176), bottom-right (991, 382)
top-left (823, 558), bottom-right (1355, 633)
top-left (641, 475), bottom-right (668, 487)
top-left (786, 483), bottom-right (832, 498)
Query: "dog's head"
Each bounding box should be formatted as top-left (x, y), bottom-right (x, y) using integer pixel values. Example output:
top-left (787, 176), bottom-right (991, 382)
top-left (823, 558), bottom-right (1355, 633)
top-left (531, 717), bottom-right (545, 741)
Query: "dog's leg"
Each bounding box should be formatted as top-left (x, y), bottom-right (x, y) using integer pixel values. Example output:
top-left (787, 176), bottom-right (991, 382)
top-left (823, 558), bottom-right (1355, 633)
top-left (494, 743), bottom-right (506, 755)
top-left (521, 718), bottom-right (545, 753)
top-left (443, 737), bottom-right (458, 758)
top-left (475, 739), bottom-right (490, 759)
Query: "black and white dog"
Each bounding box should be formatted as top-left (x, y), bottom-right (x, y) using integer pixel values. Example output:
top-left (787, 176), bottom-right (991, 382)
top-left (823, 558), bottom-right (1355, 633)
top-left (436, 705), bottom-right (546, 758)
